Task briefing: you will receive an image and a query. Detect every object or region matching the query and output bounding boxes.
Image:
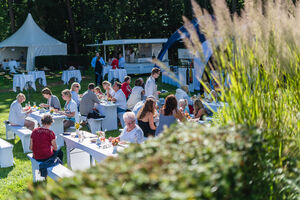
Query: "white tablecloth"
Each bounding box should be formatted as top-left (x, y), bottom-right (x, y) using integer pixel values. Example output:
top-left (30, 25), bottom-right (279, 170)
top-left (62, 70), bottom-right (82, 85)
top-left (102, 65), bottom-right (112, 78)
top-left (62, 131), bottom-right (126, 169)
top-left (13, 74), bottom-right (36, 92)
top-left (96, 102), bottom-right (117, 131)
top-left (30, 111), bottom-right (65, 147)
top-left (28, 71), bottom-right (47, 86)
top-left (108, 69), bottom-right (127, 82)
top-left (203, 101), bottom-right (227, 113)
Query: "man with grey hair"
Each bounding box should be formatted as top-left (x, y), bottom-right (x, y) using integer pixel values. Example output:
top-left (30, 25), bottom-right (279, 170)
top-left (118, 112), bottom-right (144, 144)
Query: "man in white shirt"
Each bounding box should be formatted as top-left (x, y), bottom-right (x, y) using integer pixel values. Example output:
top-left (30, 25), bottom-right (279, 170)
top-left (112, 81), bottom-right (127, 113)
top-left (118, 53), bottom-right (125, 69)
top-left (9, 93), bottom-right (34, 130)
top-left (145, 67), bottom-right (161, 100)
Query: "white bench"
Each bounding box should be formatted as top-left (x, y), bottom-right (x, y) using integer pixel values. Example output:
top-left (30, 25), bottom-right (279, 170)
top-left (0, 138), bottom-right (14, 168)
top-left (80, 115), bottom-right (104, 134)
top-left (27, 153), bottom-right (74, 182)
top-left (4, 121), bottom-right (32, 153)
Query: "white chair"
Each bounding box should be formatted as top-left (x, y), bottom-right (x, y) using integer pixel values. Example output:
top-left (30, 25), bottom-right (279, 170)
top-left (0, 138), bottom-right (14, 168)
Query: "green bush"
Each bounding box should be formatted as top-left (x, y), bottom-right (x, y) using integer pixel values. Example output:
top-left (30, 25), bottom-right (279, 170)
top-left (35, 55), bottom-right (90, 70)
top-left (16, 123), bottom-right (299, 200)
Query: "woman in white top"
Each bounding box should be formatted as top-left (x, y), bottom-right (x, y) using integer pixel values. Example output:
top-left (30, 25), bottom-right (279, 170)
top-left (60, 89), bottom-right (79, 131)
top-left (70, 82), bottom-right (81, 108)
top-left (118, 112), bottom-right (144, 144)
top-left (102, 81), bottom-right (114, 98)
top-left (127, 78), bottom-right (145, 110)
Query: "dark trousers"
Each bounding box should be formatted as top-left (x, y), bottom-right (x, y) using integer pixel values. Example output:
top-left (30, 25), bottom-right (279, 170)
top-left (95, 72), bottom-right (102, 86)
top-left (36, 149), bottom-right (63, 163)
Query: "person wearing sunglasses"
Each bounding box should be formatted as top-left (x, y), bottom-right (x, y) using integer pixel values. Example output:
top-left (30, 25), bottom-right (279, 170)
top-left (70, 82), bottom-right (81, 108)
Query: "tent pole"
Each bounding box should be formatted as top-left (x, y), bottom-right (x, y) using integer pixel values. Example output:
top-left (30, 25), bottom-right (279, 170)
top-left (122, 44), bottom-right (125, 58)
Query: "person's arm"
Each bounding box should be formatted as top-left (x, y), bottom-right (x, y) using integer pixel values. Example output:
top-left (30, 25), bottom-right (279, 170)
top-left (148, 113), bottom-right (157, 130)
top-left (29, 138), bottom-right (33, 150)
top-left (173, 109), bottom-right (185, 122)
top-left (136, 129), bottom-right (144, 144)
top-left (51, 139), bottom-right (58, 151)
top-left (93, 93), bottom-right (101, 104)
top-left (195, 109), bottom-right (206, 119)
top-left (53, 97), bottom-right (61, 110)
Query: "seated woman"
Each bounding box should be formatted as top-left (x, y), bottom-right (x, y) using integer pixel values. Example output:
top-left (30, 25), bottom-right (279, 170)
top-left (40, 87), bottom-right (61, 110)
top-left (127, 78), bottom-right (145, 110)
top-left (70, 82), bottom-right (81, 107)
top-left (30, 114), bottom-right (63, 162)
top-left (193, 99), bottom-right (207, 120)
top-left (60, 89), bottom-right (79, 131)
top-left (118, 112), bottom-right (144, 144)
top-left (137, 98), bottom-right (157, 137)
top-left (9, 93), bottom-right (34, 130)
top-left (203, 82), bottom-right (218, 102)
top-left (155, 95), bottom-right (184, 136)
top-left (178, 99), bottom-right (190, 114)
top-left (102, 81), bottom-right (114, 98)
top-left (94, 86), bottom-right (104, 99)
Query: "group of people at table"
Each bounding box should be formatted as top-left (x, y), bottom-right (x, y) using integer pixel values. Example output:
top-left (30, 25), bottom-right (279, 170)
top-left (7, 67), bottom-right (219, 168)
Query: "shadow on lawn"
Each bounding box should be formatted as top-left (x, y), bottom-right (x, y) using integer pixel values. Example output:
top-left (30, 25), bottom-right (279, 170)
top-left (9, 139), bottom-right (29, 161)
top-left (0, 166), bottom-right (14, 179)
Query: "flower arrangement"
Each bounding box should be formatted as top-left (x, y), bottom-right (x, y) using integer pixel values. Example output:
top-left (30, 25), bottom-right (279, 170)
top-left (50, 108), bottom-right (54, 114)
top-left (111, 137), bottom-right (120, 146)
top-left (75, 122), bottom-right (80, 130)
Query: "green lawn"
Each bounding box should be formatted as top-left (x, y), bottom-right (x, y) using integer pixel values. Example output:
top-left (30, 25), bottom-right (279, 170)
top-left (0, 70), bottom-right (178, 199)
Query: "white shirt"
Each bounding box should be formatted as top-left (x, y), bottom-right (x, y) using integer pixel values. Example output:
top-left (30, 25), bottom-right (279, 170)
top-left (175, 88), bottom-right (193, 105)
top-left (132, 100), bottom-right (145, 116)
top-left (119, 125), bottom-right (144, 144)
top-left (64, 99), bottom-right (79, 123)
top-left (113, 89), bottom-right (127, 110)
top-left (9, 100), bottom-right (27, 126)
top-left (127, 86), bottom-right (144, 110)
top-left (145, 76), bottom-right (158, 100)
top-left (71, 91), bottom-right (80, 106)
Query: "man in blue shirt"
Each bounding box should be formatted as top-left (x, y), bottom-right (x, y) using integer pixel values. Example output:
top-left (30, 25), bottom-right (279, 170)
top-left (118, 53), bottom-right (125, 69)
top-left (91, 52), bottom-right (105, 68)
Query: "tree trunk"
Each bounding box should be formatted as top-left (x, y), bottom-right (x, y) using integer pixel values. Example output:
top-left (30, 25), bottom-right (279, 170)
top-left (66, 0), bottom-right (79, 54)
top-left (8, 0), bottom-right (15, 32)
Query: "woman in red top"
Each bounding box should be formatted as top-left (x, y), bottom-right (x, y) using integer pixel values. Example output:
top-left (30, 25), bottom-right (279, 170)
top-left (111, 55), bottom-right (119, 69)
top-left (121, 76), bottom-right (132, 99)
top-left (30, 114), bottom-right (62, 161)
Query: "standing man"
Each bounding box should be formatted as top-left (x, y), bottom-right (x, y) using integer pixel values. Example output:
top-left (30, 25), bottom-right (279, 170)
top-left (145, 67), bottom-right (161, 100)
top-left (118, 53), bottom-right (125, 69)
top-left (91, 52), bottom-right (105, 68)
top-left (95, 57), bottom-right (103, 86)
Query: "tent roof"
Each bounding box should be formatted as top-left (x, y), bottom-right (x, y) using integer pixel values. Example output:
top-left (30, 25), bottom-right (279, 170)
top-left (87, 38), bottom-right (168, 46)
top-left (0, 13), bottom-right (66, 48)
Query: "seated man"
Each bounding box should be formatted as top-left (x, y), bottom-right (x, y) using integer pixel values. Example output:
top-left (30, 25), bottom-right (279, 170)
top-left (112, 81), bottom-right (127, 113)
top-left (118, 112), bottom-right (144, 144)
top-left (9, 93), bottom-right (34, 130)
top-left (79, 83), bottom-right (100, 117)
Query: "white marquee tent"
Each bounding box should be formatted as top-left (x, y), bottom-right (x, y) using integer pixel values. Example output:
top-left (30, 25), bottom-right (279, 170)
top-left (0, 13), bottom-right (67, 71)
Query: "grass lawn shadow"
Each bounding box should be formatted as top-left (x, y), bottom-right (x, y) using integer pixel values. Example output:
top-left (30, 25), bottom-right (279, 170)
top-left (0, 166), bottom-right (15, 179)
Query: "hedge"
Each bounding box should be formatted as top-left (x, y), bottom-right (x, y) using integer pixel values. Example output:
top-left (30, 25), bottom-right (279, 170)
top-left (35, 55), bottom-right (90, 71)
top-left (16, 123), bottom-right (299, 200)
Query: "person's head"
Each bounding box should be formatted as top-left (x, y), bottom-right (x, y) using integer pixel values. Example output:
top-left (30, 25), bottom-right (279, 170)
top-left (113, 81), bottom-right (122, 92)
top-left (181, 85), bottom-right (189, 93)
top-left (102, 81), bottom-right (111, 90)
top-left (134, 78), bottom-right (143, 87)
top-left (137, 98), bottom-right (156, 120)
top-left (88, 83), bottom-right (95, 92)
top-left (163, 95), bottom-right (178, 116)
top-left (123, 112), bottom-right (136, 130)
top-left (71, 82), bottom-right (81, 92)
top-left (124, 76), bottom-right (131, 84)
top-left (96, 52), bottom-right (99, 57)
top-left (151, 67), bottom-right (160, 79)
top-left (41, 114), bottom-right (54, 127)
top-left (42, 88), bottom-right (52, 99)
top-left (178, 99), bottom-right (187, 109)
top-left (61, 89), bottom-right (72, 101)
top-left (16, 93), bottom-right (26, 103)
top-left (94, 86), bottom-right (102, 94)
top-left (194, 99), bottom-right (204, 114)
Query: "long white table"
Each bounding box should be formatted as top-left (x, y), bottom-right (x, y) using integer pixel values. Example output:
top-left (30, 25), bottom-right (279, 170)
top-left (30, 111), bottom-right (65, 147)
top-left (202, 101), bottom-right (227, 113)
top-left (96, 102), bottom-right (118, 131)
top-left (62, 131), bottom-right (126, 169)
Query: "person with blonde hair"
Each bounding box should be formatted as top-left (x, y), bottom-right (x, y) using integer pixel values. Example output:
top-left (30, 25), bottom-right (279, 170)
top-left (193, 99), bottom-right (207, 120)
top-left (70, 82), bottom-right (81, 107)
top-left (102, 81), bottom-right (114, 98)
top-left (9, 93), bottom-right (35, 130)
top-left (60, 89), bottom-right (79, 131)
